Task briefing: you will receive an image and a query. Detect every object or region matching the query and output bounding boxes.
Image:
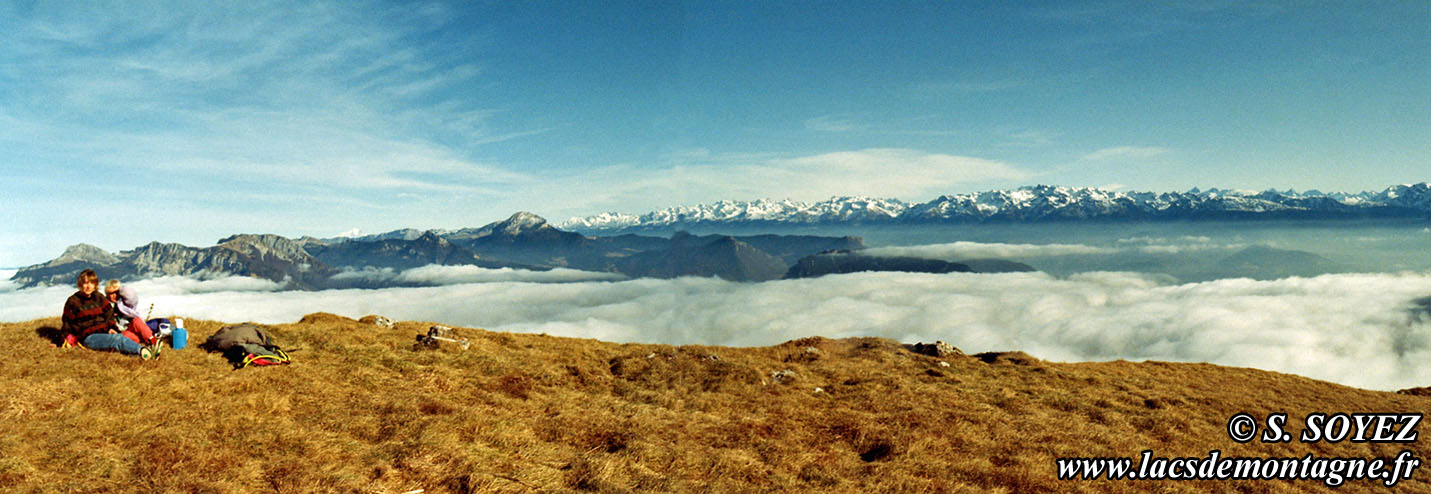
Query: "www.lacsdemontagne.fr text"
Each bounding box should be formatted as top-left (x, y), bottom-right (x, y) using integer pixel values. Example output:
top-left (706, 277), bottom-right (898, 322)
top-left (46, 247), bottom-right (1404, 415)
top-left (1057, 449), bottom-right (1421, 487)
top-left (1058, 412), bottom-right (1423, 487)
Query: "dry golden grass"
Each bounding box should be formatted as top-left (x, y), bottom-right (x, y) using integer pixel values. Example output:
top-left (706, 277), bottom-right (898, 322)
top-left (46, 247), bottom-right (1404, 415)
top-left (1, 312), bottom-right (1428, 493)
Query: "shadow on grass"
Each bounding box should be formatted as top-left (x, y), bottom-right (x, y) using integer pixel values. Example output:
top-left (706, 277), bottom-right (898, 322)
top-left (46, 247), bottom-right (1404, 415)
top-left (34, 326), bottom-right (64, 346)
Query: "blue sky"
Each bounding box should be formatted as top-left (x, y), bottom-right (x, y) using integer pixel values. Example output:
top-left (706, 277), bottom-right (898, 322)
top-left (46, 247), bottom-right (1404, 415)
top-left (1, 1), bottom-right (1427, 266)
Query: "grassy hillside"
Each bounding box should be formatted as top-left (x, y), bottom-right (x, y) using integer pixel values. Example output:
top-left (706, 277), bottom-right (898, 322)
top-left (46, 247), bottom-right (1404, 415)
top-left (1, 313), bottom-right (1427, 493)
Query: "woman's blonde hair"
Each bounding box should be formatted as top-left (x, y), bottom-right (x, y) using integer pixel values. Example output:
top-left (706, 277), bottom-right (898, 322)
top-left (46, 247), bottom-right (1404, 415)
top-left (105, 279), bottom-right (122, 293)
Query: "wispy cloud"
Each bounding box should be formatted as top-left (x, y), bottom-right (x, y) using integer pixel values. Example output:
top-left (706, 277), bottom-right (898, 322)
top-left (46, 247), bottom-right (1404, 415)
top-left (0, 1), bottom-right (561, 263)
top-left (802, 114), bottom-right (976, 139)
top-left (804, 115), bottom-right (863, 133)
top-left (907, 79), bottom-right (1027, 98)
top-left (0, 2), bottom-right (532, 199)
top-left (997, 128), bottom-right (1062, 148)
top-left (1081, 146), bottom-right (1172, 161)
top-left (1024, 2), bottom-right (1285, 47)
top-left (110, 111), bottom-right (535, 194)
top-left (556, 148), bottom-right (1033, 210)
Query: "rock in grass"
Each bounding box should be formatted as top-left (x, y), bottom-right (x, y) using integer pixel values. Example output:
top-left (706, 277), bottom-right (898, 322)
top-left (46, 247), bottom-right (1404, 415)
top-left (358, 315), bottom-right (395, 328)
top-left (1398, 386), bottom-right (1431, 396)
top-left (771, 369), bottom-right (797, 384)
top-left (974, 351), bottom-right (1039, 365)
top-left (912, 341), bottom-right (962, 358)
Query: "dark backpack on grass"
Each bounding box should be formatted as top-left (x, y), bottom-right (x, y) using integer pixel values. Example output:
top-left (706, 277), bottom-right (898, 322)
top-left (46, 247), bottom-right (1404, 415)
top-left (203, 323), bottom-right (292, 369)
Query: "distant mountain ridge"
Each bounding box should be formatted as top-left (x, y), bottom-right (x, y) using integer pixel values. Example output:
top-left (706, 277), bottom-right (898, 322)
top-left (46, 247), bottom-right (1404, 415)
top-left (784, 251), bottom-right (974, 279)
top-left (615, 232), bottom-right (790, 282)
top-left (12, 235), bottom-right (337, 289)
top-left (10, 213), bottom-right (872, 288)
top-left (559, 183), bottom-right (1431, 232)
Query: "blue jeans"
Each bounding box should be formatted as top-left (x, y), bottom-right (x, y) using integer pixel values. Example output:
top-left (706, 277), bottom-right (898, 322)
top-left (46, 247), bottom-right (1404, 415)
top-left (83, 333), bottom-right (142, 355)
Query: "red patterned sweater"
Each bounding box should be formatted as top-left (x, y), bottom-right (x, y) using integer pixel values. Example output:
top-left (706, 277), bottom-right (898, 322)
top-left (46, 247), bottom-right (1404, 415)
top-left (62, 290), bottom-right (114, 339)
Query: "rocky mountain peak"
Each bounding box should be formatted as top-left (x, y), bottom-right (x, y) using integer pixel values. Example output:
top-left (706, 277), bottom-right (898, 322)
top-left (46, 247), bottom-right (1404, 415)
top-left (51, 243), bottom-right (120, 267)
top-left (498, 212), bottom-right (549, 234)
top-left (296, 236), bottom-right (329, 248)
top-left (1379, 183), bottom-right (1431, 209)
top-left (415, 230), bottom-right (451, 245)
top-left (217, 234), bottom-right (311, 260)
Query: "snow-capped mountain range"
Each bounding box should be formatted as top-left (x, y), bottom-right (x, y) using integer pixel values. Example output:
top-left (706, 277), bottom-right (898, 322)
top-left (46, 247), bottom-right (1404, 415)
top-left (560, 183), bottom-right (1431, 232)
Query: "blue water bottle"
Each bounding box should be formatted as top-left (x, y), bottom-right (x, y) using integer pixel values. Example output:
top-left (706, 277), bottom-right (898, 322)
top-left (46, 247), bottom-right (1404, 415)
top-left (171, 318), bottom-right (188, 350)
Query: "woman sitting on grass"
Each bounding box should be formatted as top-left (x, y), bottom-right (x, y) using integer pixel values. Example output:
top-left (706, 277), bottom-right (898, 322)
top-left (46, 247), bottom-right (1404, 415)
top-left (61, 269), bottom-right (157, 360)
top-left (105, 279), bottom-right (157, 347)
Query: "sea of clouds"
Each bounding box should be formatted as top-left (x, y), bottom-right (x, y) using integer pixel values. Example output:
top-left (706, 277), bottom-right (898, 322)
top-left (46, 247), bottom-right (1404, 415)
top-left (4, 263), bottom-right (1430, 391)
top-left (862, 238), bottom-right (1243, 259)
